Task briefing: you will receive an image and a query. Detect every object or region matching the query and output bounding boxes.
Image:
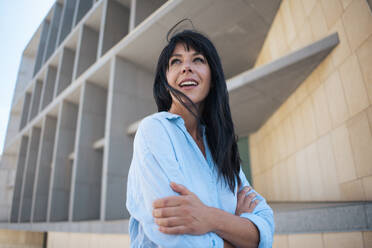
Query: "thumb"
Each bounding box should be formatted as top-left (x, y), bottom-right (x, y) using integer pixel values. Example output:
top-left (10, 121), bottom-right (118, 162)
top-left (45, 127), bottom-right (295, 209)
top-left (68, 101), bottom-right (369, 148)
top-left (170, 182), bottom-right (191, 195)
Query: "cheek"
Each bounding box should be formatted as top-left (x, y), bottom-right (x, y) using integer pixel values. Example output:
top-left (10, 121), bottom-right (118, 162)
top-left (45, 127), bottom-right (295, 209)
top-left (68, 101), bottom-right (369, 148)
top-left (166, 70), bottom-right (178, 86)
top-left (202, 69), bottom-right (212, 91)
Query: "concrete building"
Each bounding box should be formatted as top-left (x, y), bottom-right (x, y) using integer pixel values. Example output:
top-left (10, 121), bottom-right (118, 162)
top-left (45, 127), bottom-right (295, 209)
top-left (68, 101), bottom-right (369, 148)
top-left (0, 0), bottom-right (371, 247)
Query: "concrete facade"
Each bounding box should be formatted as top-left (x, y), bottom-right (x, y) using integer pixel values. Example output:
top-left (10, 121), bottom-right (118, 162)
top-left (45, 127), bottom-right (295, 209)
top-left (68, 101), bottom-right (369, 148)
top-left (1, 0), bottom-right (371, 247)
top-left (250, 0), bottom-right (372, 204)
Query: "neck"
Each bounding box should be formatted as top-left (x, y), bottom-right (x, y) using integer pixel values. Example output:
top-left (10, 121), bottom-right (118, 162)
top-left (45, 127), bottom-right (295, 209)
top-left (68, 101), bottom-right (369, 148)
top-left (169, 102), bottom-right (202, 140)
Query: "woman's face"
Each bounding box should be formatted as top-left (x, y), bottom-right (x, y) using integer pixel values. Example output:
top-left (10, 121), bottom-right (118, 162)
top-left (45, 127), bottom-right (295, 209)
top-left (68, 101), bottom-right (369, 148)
top-left (166, 43), bottom-right (211, 107)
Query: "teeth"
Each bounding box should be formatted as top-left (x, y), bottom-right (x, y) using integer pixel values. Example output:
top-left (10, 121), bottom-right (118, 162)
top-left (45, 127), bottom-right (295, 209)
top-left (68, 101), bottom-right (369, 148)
top-left (180, 81), bottom-right (197, 87)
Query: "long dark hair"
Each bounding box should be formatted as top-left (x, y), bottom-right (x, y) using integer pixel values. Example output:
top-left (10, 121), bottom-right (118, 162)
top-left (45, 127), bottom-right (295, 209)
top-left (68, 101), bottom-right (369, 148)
top-left (153, 29), bottom-right (241, 193)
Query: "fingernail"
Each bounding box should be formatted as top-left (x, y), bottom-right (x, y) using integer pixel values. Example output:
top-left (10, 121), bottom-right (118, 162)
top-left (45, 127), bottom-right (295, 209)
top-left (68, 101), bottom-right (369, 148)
top-left (153, 209), bottom-right (160, 217)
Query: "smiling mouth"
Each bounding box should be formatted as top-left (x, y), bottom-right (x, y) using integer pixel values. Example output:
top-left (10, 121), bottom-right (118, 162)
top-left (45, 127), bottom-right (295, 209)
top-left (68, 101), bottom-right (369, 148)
top-left (179, 80), bottom-right (199, 88)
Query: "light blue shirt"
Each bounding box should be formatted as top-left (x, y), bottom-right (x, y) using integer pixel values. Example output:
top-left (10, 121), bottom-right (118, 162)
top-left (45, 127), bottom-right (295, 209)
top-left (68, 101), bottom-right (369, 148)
top-left (126, 112), bottom-right (274, 248)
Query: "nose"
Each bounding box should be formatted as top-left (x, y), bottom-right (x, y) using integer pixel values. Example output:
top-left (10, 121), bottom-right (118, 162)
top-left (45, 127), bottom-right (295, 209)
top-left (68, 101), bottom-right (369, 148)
top-left (182, 64), bottom-right (192, 73)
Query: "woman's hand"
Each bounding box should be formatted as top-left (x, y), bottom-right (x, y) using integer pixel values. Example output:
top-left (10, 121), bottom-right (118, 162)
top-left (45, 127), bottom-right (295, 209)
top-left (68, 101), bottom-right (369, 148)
top-left (235, 186), bottom-right (259, 216)
top-left (152, 182), bottom-right (213, 235)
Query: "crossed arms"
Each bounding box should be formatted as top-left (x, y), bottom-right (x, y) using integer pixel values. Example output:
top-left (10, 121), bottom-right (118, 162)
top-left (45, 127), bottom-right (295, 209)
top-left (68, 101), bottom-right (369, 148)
top-left (126, 118), bottom-right (274, 248)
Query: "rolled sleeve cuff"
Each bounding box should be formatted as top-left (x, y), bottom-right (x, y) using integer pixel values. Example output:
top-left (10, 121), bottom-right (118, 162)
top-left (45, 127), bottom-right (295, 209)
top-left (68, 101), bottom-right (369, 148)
top-left (240, 212), bottom-right (273, 248)
top-left (209, 232), bottom-right (224, 248)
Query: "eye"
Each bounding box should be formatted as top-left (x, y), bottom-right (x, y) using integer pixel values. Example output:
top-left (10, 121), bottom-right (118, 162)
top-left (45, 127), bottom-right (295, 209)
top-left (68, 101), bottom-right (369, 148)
top-left (193, 57), bottom-right (205, 63)
top-left (170, 58), bottom-right (181, 66)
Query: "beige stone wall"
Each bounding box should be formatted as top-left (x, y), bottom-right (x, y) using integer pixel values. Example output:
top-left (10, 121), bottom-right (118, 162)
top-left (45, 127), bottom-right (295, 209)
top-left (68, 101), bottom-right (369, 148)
top-left (47, 232), bottom-right (130, 248)
top-left (0, 229), bottom-right (44, 248)
top-left (250, 0), bottom-right (372, 202)
top-left (273, 231), bottom-right (372, 248)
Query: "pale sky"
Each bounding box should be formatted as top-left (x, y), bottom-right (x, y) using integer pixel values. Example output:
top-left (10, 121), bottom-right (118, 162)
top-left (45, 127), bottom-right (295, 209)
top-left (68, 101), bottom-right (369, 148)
top-left (0, 0), bottom-right (55, 155)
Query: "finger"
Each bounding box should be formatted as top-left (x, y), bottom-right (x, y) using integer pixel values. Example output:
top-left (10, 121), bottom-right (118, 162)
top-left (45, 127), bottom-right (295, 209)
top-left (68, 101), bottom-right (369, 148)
top-left (170, 182), bottom-right (192, 196)
top-left (237, 192), bottom-right (245, 208)
top-left (238, 186), bottom-right (251, 204)
top-left (153, 196), bottom-right (183, 208)
top-left (158, 225), bottom-right (190, 235)
top-left (237, 187), bottom-right (250, 206)
top-left (152, 206), bottom-right (184, 218)
top-left (238, 186), bottom-right (251, 196)
top-left (154, 217), bottom-right (188, 227)
top-left (239, 186), bottom-right (251, 193)
top-left (243, 192), bottom-right (256, 206)
top-left (249, 199), bottom-right (260, 210)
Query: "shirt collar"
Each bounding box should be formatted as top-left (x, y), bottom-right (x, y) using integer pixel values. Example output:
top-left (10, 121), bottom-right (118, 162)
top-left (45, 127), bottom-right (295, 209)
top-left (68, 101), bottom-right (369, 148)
top-left (162, 111), bottom-right (183, 121)
top-left (161, 111), bottom-right (206, 135)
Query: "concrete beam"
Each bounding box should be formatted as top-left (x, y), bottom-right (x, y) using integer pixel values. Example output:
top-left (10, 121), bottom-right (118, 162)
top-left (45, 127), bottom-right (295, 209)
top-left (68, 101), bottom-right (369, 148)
top-left (19, 127), bottom-right (41, 222)
top-left (10, 136), bottom-right (29, 223)
top-left (48, 101), bottom-right (78, 222)
top-left (69, 82), bottom-right (106, 221)
top-left (102, 57), bottom-right (155, 220)
top-left (0, 219), bottom-right (129, 234)
top-left (31, 116), bottom-right (57, 222)
top-left (273, 202), bottom-right (372, 233)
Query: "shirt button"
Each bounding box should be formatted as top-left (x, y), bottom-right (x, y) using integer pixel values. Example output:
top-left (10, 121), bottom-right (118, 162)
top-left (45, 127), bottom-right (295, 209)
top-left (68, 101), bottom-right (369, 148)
top-left (212, 239), bottom-right (216, 247)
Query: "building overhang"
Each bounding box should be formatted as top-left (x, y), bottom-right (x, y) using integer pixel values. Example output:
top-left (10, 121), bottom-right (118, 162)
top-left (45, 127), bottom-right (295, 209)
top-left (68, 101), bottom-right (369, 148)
top-left (228, 33), bottom-right (339, 135)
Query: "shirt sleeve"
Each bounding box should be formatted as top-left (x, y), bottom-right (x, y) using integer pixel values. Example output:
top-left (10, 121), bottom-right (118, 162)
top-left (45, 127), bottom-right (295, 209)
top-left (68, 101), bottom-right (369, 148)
top-left (126, 117), bottom-right (223, 248)
top-left (238, 168), bottom-right (275, 248)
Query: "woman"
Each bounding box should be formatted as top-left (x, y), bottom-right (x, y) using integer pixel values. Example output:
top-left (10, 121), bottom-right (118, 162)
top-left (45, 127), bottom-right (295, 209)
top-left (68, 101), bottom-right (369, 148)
top-left (126, 29), bottom-right (274, 248)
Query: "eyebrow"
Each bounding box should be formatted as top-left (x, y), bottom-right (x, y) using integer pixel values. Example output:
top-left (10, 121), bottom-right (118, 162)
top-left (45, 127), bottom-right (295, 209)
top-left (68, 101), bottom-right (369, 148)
top-left (170, 52), bottom-right (204, 58)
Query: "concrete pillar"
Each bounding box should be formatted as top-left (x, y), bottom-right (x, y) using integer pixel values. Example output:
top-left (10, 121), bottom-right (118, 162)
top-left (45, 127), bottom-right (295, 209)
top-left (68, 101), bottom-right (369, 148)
top-left (14, 55), bottom-right (35, 101)
top-left (134, 0), bottom-right (166, 27)
top-left (48, 101), bottom-right (78, 222)
top-left (55, 48), bottom-right (75, 97)
top-left (57, 0), bottom-right (77, 46)
top-left (19, 127), bottom-right (41, 222)
top-left (73, 25), bottom-right (99, 79)
top-left (43, 3), bottom-right (63, 64)
top-left (10, 136), bottom-right (29, 222)
top-left (0, 154), bottom-right (17, 222)
top-left (102, 57), bottom-right (155, 220)
top-left (73, 0), bottom-right (94, 27)
top-left (19, 93), bottom-right (31, 131)
top-left (97, 0), bottom-right (129, 58)
top-left (129, 0), bottom-right (136, 32)
top-left (70, 82), bottom-right (106, 221)
top-left (28, 80), bottom-right (43, 122)
top-left (40, 66), bottom-right (57, 112)
top-left (3, 113), bottom-right (21, 147)
top-left (33, 20), bottom-right (50, 76)
top-left (32, 116), bottom-right (57, 222)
